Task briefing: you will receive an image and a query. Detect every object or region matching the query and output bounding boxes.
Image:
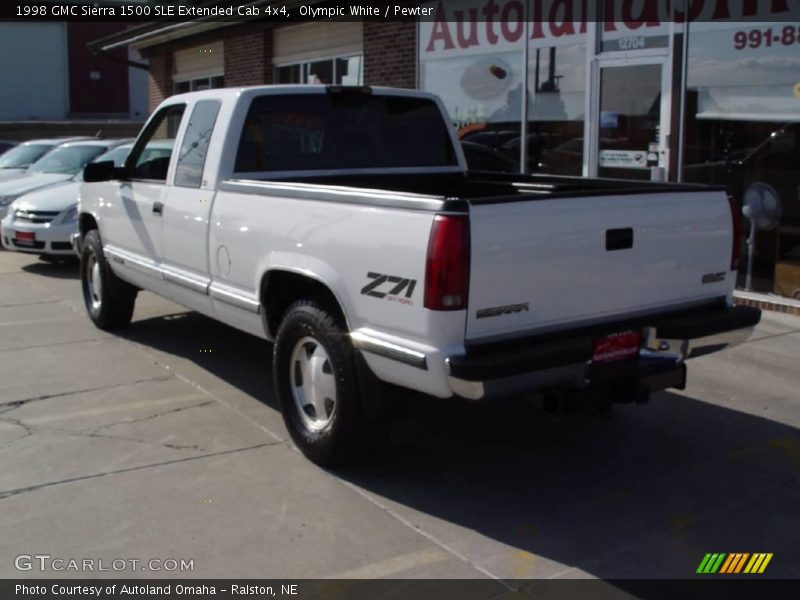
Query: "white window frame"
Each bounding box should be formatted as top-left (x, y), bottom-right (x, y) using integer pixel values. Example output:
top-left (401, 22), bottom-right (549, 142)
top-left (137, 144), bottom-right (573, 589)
top-left (173, 73), bottom-right (225, 94)
top-left (273, 54), bottom-right (363, 85)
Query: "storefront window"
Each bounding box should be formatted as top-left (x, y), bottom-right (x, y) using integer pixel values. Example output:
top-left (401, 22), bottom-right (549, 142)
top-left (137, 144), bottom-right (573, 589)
top-left (274, 56), bottom-right (363, 86)
top-left (421, 48), bottom-right (524, 172)
top-left (173, 76), bottom-right (224, 94)
top-left (682, 19), bottom-right (800, 297)
top-left (419, 1), bottom-right (588, 174)
top-left (419, 0), bottom-right (526, 172)
top-left (527, 40), bottom-right (586, 175)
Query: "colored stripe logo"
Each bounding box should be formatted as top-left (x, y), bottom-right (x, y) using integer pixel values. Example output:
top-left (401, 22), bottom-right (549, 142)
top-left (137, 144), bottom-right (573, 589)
top-left (697, 553), bottom-right (773, 574)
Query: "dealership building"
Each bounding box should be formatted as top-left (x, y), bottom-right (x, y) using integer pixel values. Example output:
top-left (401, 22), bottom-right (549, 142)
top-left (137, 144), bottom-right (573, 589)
top-left (92, 0), bottom-right (800, 299)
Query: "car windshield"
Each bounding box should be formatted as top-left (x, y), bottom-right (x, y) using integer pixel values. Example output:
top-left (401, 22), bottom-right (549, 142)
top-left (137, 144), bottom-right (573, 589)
top-left (0, 144), bottom-right (53, 169)
top-left (95, 146), bottom-right (131, 167)
top-left (28, 145), bottom-right (107, 175)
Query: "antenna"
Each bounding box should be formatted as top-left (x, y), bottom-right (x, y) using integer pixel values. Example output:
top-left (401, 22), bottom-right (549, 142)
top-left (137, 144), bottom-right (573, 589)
top-left (742, 182), bottom-right (782, 291)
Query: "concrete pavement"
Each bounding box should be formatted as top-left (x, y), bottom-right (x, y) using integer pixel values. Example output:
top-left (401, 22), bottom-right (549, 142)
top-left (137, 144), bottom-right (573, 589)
top-left (1, 250), bottom-right (799, 581)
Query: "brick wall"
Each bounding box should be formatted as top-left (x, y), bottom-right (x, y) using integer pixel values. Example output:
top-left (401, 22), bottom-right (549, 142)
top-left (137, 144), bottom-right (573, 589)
top-left (146, 50), bottom-right (172, 112)
top-left (142, 21), bottom-right (417, 113)
top-left (363, 22), bottom-right (416, 89)
top-left (224, 29), bottom-right (273, 87)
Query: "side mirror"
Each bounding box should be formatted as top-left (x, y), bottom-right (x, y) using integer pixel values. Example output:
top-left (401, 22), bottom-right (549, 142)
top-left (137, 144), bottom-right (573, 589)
top-left (83, 161), bottom-right (123, 183)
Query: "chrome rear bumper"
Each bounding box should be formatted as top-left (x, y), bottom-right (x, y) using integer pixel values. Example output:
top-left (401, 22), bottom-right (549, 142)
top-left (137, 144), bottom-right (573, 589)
top-left (446, 304), bottom-right (761, 400)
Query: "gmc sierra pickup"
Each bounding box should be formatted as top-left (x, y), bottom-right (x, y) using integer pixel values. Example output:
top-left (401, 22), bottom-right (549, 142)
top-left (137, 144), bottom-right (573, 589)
top-left (76, 85), bottom-right (761, 465)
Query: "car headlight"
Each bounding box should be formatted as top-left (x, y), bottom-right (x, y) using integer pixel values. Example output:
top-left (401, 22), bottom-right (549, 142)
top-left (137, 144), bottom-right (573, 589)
top-left (0, 195), bottom-right (19, 207)
top-left (62, 205), bottom-right (78, 224)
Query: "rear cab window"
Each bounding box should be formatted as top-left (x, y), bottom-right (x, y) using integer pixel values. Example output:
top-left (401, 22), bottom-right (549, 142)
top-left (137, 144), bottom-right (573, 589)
top-left (234, 92), bottom-right (458, 173)
top-left (175, 100), bottom-right (222, 188)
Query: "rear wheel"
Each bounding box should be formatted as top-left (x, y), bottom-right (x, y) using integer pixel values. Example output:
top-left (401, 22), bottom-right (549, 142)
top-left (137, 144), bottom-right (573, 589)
top-left (273, 300), bottom-right (376, 466)
top-left (80, 230), bottom-right (137, 330)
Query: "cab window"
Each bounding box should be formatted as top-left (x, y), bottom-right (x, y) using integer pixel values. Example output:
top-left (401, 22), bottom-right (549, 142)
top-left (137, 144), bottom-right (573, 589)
top-left (174, 100), bottom-right (221, 188)
top-left (128, 105), bottom-right (186, 181)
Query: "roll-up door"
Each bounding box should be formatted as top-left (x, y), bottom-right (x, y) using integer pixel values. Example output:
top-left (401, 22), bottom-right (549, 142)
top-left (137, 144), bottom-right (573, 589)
top-left (273, 22), bottom-right (362, 65)
top-left (173, 41), bottom-right (224, 90)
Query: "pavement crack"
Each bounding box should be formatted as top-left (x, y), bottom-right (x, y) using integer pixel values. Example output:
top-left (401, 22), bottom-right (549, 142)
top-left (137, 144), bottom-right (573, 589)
top-left (745, 329), bottom-right (800, 344)
top-left (0, 375), bottom-right (175, 414)
top-left (86, 399), bottom-right (215, 433)
top-left (0, 417), bottom-right (35, 448)
top-left (0, 417), bottom-right (205, 453)
top-left (0, 442), bottom-right (280, 501)
top-left (0, 337), bottom-right (115, 355)
top-left (51, 427), bottom-right (205, 452)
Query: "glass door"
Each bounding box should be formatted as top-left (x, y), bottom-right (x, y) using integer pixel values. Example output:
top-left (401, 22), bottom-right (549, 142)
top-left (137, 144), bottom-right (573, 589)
top-left (589, 57), bottom-right (670, 180)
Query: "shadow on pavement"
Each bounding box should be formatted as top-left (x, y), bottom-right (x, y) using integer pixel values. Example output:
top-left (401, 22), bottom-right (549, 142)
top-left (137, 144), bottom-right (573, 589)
top-left (120, 310), bottom-right (275, 406)
top-left (21, 259), bottom-right (79, 280)
top-left (120, 310), bottom-right (800, 581)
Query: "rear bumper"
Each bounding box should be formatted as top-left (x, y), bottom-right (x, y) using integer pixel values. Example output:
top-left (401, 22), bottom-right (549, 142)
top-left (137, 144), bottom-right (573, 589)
top-left (445, 303), bottom-right (760, 399)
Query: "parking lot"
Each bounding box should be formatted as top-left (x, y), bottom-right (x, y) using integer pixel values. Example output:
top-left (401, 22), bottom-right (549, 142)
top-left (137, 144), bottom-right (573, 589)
top-left (1, 248), bottom-right (799, 582)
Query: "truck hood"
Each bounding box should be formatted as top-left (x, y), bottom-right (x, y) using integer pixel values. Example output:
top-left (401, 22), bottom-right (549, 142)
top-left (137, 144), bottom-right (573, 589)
top-left (0, 173), bottom-right (74, 198)
top-left (13, 181), bottom-right (80, 213)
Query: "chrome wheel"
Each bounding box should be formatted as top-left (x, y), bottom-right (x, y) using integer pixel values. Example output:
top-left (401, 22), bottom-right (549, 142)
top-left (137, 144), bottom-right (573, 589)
top-left (86, 253), bottom-right (103, 311)
top-left (289, 336), bottom-right (337, 432)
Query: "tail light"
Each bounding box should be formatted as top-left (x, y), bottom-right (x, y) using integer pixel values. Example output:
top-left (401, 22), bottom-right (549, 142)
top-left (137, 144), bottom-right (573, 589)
top-left (727, 194), bottom-right (742, 271)
top-left (424, 215), bottom-right (470, 310)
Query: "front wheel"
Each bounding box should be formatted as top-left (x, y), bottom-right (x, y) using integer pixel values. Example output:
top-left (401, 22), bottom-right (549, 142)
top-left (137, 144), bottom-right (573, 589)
top-left (80, 230), bottom-right (137, 330)
top-left (273, 300), bottom-right (376, 466)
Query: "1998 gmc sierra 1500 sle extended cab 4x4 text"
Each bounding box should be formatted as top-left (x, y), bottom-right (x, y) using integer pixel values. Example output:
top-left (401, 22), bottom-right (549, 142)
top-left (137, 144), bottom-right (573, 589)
top-left (75, 85), bottom-right (761, 465)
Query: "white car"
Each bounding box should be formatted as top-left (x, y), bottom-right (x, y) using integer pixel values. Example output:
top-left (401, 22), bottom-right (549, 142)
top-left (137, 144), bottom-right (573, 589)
top-left (0, 138), bottom-right (89, 182)
top-left (0, 139), bottom-right (130, 222)
top-left (1, 140), bottom-right (131, 256)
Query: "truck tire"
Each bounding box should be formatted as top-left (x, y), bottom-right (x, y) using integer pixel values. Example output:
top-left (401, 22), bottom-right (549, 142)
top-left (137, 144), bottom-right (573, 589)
top-left (273, 300), bottom-right (375, 466)
top-left (80, 230), bottom-right (137, 330)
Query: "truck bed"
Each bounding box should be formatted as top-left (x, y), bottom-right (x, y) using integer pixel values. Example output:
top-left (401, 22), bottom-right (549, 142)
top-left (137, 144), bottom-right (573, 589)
top-left (222, 171), bottom-right (735, 343)
top-left (260, 171), bottom-right (727, 205)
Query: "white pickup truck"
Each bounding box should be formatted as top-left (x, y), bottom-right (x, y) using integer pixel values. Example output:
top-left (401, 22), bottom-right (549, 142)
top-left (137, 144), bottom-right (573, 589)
top-left (77, 85), bottom-right (760, 465)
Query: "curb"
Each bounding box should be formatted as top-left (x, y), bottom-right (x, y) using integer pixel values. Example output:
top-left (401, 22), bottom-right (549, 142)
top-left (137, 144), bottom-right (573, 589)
top-left (733, 291), bottom-right (800, 317)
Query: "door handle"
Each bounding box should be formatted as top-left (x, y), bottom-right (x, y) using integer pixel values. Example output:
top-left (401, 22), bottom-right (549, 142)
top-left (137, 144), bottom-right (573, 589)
top-left (152, 201), bottom-right (164, 216)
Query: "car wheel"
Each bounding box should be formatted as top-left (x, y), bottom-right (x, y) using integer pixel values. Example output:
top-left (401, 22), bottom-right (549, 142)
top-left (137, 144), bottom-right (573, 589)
top-left (80, 230), bottom-right (137, 330)
top-left (273, 300), bottom-right (375, 466)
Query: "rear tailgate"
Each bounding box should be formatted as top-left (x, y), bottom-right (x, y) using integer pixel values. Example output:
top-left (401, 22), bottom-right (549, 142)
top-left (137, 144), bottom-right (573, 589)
top-left (466, 190), bottom-right (733, 342)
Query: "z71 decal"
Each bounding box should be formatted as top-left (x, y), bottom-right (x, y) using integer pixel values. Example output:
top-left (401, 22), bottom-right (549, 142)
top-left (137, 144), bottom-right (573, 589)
top-left (361, 272), bottom-right (417, 305)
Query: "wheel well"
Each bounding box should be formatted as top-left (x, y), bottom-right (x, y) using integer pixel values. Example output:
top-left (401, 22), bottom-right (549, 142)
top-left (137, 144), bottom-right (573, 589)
top-left (261, 271), bottom-right (347, 338)
top-left (79, 214), bottom-right (98, 238)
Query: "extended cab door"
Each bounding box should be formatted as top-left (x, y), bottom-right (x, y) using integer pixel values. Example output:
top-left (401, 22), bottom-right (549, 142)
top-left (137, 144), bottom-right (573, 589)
top-left (160, 99), bottom-right (222, 296)
top-left (100, 103), bottom-right (186, 281)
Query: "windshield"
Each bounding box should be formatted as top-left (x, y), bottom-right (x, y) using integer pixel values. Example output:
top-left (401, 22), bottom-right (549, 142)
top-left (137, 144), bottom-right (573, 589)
top-left (0, 144), bottom-right (53, 169)
top-left (28, 145), bottom-right (107, 175)
top-left (95, 146), bottom-right (131, 167)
